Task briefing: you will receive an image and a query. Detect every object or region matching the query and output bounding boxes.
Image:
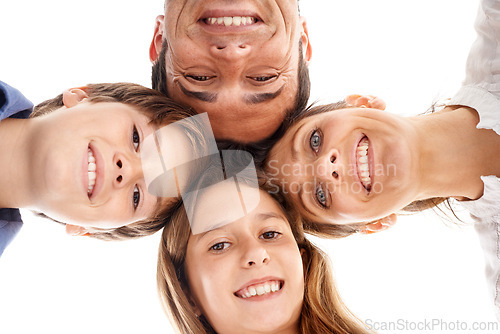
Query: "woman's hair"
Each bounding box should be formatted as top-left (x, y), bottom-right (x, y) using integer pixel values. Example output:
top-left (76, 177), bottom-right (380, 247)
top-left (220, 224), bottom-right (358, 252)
top-left (260, 101), bottom-right (452, 239)
top-left (30, 82), bottom-right (210, 241)
top-left (157, 177), bottom-right (370, 334)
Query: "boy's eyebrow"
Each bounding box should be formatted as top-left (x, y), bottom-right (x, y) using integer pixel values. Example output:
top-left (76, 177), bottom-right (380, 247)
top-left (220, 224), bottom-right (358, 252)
top-left (291, 123), bottom-right (306, 162)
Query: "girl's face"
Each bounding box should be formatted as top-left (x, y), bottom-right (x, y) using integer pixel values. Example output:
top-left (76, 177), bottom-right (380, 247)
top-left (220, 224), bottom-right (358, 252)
top-left (28, 97), bottom-right (165, 229)
top-left (185, 190), bottom-right (304, 334)
top-left (267, 107), bottom-right (421, 224)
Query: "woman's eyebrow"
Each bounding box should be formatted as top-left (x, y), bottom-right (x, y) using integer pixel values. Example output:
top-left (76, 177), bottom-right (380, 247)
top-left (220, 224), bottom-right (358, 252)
top-left (291, 123), bottom-right (306, 162)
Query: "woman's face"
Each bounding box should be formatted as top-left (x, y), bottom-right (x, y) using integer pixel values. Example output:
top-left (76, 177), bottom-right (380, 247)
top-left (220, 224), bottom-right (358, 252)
top-left (267, 107), bottom-right (421, 224)
top-left (185, 190), bottom-right (304, 334)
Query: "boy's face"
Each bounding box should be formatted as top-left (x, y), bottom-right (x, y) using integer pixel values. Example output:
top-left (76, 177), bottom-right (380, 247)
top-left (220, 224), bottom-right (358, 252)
top-left (28, 93), bottom-right (165, 229)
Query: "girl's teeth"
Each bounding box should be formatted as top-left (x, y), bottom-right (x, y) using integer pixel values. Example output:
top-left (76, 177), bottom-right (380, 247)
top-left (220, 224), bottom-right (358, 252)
top-left (237, 280), bottom-right (282, 299)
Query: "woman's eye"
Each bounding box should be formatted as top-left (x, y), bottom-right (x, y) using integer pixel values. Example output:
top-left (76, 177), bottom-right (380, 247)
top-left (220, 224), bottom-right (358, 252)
top-left (309, 129), bottom-right (321, 152)
top-left (133, 185), bottom-right (140, 210)
top-left (132, 126), bottom-right (140, 151)
top-left (209, 242), bottom-right (230, 252)
top-left (316, 185), bottom-right (327, 207)
top-left (261, 231), bottom-right (281, 240)
top-left (186, 75), bottom-right (212, 81)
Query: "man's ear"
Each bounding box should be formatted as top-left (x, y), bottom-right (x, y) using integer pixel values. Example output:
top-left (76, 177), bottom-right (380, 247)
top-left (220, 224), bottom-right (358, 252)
top-left (299, 17), bottom-right (312, 64)
top-left (345, 94), bottom-right (387, 111)
top-left (65, 224), bottom-right (89, 237)
top-left (150, 15), bottom-right (165, 63)
top-left (359, 214), bottom-right (397, 234)
top-left (62, 87), bottom-right (89, 108)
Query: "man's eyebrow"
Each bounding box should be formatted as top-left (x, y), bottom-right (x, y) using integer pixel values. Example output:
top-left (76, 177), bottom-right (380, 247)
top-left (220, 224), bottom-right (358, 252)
top-left (178, 82), bottom-right (217, 103)
top-left (244, 85), bottom-right (285, 104)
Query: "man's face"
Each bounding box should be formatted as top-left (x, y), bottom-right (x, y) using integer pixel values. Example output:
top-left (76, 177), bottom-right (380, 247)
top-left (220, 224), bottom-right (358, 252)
top-left (150, 0), bottom-right (312, 142)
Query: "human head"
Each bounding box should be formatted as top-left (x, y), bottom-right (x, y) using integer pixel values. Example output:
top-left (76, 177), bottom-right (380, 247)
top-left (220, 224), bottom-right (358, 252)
top-left (31, 83), bottom-right (209, 240)
top-left (157, 177), bottom-right (369, 333)
top-left (265, 101), bottom-right (448, 237)
top-left (150, 0), bottom-right (312, 143)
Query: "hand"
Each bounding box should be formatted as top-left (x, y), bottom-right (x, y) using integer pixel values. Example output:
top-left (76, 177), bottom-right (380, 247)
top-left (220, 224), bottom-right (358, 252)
top-left (345, 94), bottom-right (386, 110)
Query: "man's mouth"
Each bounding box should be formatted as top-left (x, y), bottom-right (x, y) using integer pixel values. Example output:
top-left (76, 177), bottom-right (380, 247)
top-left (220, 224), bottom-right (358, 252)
top-left (356, 136), bottom-right (372, 192)
top-left (234, 280), bottom-right (283, 299)
top-left (87, 147), bottom-right (96, 197)
top-left (203, 16), bottom-right (258, 27)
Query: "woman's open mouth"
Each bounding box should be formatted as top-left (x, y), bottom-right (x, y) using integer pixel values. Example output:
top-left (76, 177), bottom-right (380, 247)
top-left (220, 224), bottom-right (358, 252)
top-left (356, 136), bottom-right (372, 192)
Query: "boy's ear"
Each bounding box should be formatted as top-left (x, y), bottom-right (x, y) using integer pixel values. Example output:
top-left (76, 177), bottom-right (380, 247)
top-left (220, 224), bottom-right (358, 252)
top-left (359, 214), bottom-right (397, 234)
top-left (65, 224), bottom-right (89, 237)
top-left (150, 15), bottom-right (165, 63)
top-left (299, 17), bottom-right (312, 64)
top-left (345, 94), bottom-right (387, 111)
top-left (62, 87), bottom-right (89, 108)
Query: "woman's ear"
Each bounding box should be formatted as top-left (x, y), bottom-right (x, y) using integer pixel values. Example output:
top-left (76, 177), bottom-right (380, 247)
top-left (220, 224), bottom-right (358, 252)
top-left (359, 214), bottom-right (397, 234)
top-left (62, 87), bottom-right (89, 108)
top-left (345, 94), bottom-right (386, 111)
top-left (65, 224), bottom-right (90, 236)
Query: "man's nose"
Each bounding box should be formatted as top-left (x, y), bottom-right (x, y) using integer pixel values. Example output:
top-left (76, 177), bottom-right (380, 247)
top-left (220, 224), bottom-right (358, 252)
top-left (209, 42), bottom-right (251, 62)
top-left (112, 152), bottom-right (143, 188)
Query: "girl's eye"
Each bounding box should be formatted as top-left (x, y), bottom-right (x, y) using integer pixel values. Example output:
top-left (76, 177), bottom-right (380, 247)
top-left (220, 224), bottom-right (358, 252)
top-left (316, 185), bottom-right (327, 207)
top-left (260, 231), bottom-right (281, 240)
top-left (310, 129), bottom-right (321, 152)
top-left (133, 185), bottom-right (140, 210)
top-left (209, 242), bottom-right (230, 252)
top-left (132, 126), bottom-right (140, 151)
top-left (186, 75), bottom-right (212, 81)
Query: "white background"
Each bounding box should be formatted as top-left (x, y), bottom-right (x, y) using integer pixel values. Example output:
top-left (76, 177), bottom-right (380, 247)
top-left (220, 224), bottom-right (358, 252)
top-left (1, 0), bottom-right (498, 333)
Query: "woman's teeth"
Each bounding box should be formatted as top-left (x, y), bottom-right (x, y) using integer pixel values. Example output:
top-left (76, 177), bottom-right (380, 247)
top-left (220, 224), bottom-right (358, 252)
top-left (357, 137), bottom-right (372, 191)
top-left (236, 280), bottom-right (282, 299)
top-left (204, 16), bottom-right (256, 27)
top-left (88, 148), bottom-right (96, 196)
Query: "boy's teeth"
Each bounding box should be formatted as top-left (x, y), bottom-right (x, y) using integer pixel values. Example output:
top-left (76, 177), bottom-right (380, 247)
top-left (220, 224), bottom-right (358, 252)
top-left (236, 280), bottom-right (282, 299)
top-left (356, 138), bottom-right (372, 191)
top-left (206, 16), bottom-right (256, 27)
top-left (88, 149), bottom-right (96, 195)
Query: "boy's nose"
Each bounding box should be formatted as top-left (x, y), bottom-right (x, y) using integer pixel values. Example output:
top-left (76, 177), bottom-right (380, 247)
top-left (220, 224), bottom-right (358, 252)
top-left (113, 153), bottom-right (143, 188)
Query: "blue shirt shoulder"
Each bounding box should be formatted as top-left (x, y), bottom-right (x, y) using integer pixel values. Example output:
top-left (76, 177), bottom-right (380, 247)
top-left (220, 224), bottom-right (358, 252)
top-left (0, 80), bottom-right (33, 257)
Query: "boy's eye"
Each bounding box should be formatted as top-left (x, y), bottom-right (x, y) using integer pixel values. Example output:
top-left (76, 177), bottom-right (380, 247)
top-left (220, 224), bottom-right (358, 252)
top-left (310, 129), bottom-right (321, 153)
top-left (315, 185), bottom-right (327, 207)
top-left (260, 231), bottom-right (281, 240)
top-left (209, 242), bottom-right (230, 252)
top-left (133, 185), bottom-right (140, 210)
top-left (132, 126), bottom-right (140, 151)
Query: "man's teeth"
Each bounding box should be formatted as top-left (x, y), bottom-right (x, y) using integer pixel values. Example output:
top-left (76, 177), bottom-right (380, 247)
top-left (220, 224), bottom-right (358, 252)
top-left (357, 137), bottom-right (371, 190)
top-left (206, 16), bottom-right (256, 27)
top-left (88, 149), bottom-right (96, 195)
top-left (237, 280), bottom-right (281, 299)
